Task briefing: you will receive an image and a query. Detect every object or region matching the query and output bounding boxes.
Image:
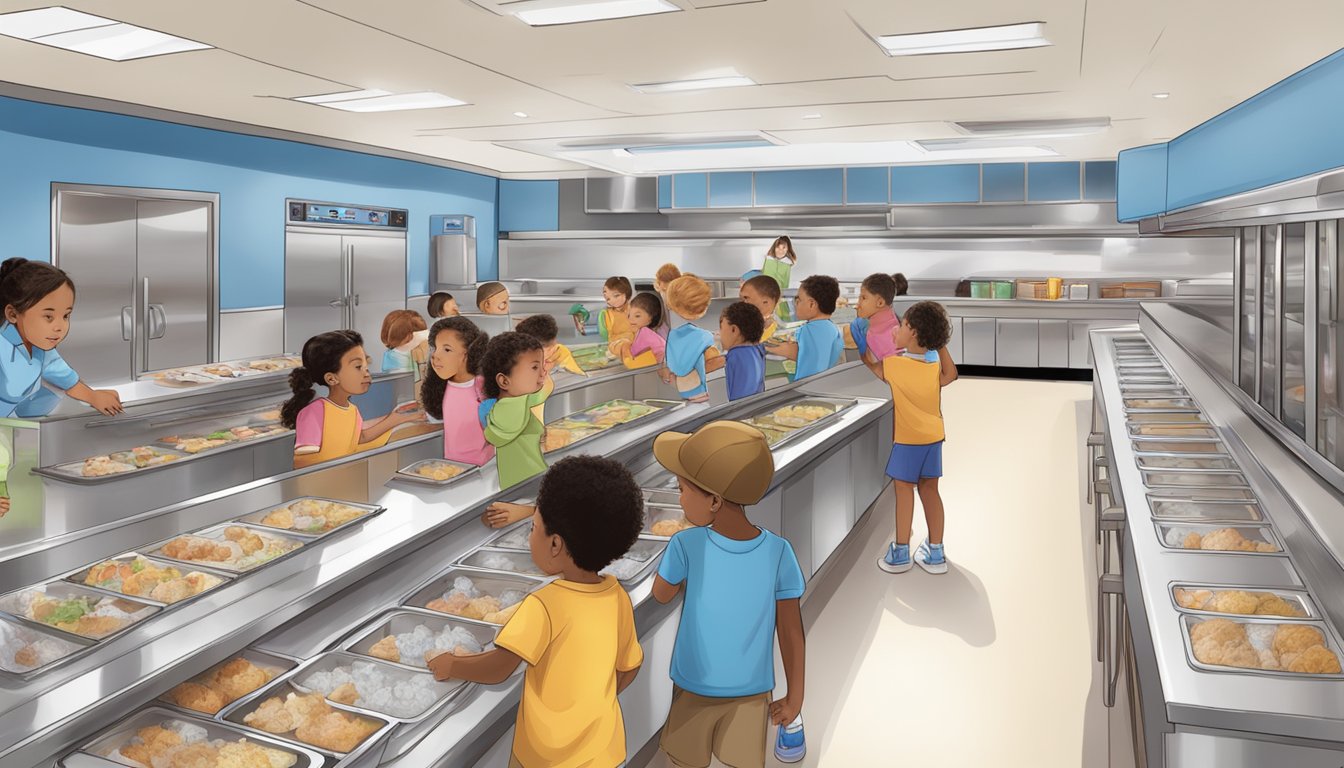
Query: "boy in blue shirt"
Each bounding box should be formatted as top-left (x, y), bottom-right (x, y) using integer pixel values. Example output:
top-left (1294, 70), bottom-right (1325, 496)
top-left (767, 275), bottom-right (843, 381)
top-left (719, 301), bottom-right (766, 401)
top-left (652, 421), bottom-right (808, 766)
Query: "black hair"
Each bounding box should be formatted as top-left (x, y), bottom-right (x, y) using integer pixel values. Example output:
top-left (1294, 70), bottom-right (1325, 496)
top-left (515, 313), bottom-right (559, 344)
top-left (604, 276), bottom-right (634, 301)
top-left (721, 301), bottom-right (765, 344)
top-left (280, 330), bottom-right (363, 429)
top-left (861, 273), bottom-right (897, 305)
top-left (420, 317), bottom-right (489, 419)
top-left (536, 455), bottom-right (643, 573)
top-left (903, 301), bottom-right (952, 350)
top-left (427, 292), bottom-right (455, 318)
top-left (0, 257), bottom-right (75, 319)
top-left (741, 274), bottom-right (781, 302)
top-left (800, 274), bottom-right (840, 315)
top-left (479, 331), bottom-right (544, 399)
top-left (476, 282), bottom-right (507, 310)
top-left (629, 291), bottom-right (663, 329)
top-left (893, 273), bottom-right (909, 296)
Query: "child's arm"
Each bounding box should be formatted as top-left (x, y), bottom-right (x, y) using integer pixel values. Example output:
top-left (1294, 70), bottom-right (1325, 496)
top-left (426, 647), bottom-right (522, 685)
top-left (938, 346), bottom-right (959, 387)
top-left (617, 666), bottom-right (641, 694)
top-left (765, 340), bottom-right (799, 361)
top-left (482, 501), bottom-right (534, 528)
top-left (770, 597), bottom-right (806, 726)
top-left (864, 357), bottom-right (884, 381)
top-left (359, 409), bottom-right (425, 443)
top-left (651, 574), bottom-right (683, 604)
top-left (65, 381), bottom-right (123, 415)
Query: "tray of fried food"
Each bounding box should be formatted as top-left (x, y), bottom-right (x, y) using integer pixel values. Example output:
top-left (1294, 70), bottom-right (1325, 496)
top-left (342, 610), bottom-right (496, 671)
top-left (405, 568), bottom-right (544, 626)
top-left (151, 524), bottom-right (304, 573)
top-left (1156, 523), bottom-right (1283, 554)
top-left (1172, 584), bottom-right (1314, 620)
top-left (161, 650), bottom-right (295, 715)
top-left (149, 369), bottom-right (224, 387)
top-left (0, 583), bottom-right (158, 641)
top-left (245, 357), bottom-right (301, 373)
top-left (393, 459), bottom-right (477, 486)
top-left (237, 497), bottom-right (381, 537)
top-left (1183, 616), bottom-right (1344, 676)
top-left (289, 650), bottom-right (461, 722)
top-left (643, 505), bottom-right (694, 539)
top-left (0, 613), bottom-right (88, 675)
top-left (541, 425), bottom-right (605, 453)
top-left (71, 553), bottom-right (229, 605)
top-left (75, 707), bottom-right (317, 768)
top-left (222, 681), bottom-right (389, 757)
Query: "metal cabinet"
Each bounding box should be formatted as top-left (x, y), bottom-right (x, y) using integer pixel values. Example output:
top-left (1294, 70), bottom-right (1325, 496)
top-left (946, 316), bottom-right (964, 362)
top-left (996, 319), bottom-right (1039, 367)
top-left (1071, 320), bottom-right (1120, 368)
top-left (1039, 319), bottom-right (1070, 368)
top-left (962, 318), bottom-right (995, 365)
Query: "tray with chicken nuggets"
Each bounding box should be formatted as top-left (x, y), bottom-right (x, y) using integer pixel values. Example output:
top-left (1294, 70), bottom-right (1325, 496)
top-left (234, 497), bottom-right (382, 538)
top-left (221, 679), bottom-right (392, 758)
top-left (68, 707), bottom-right (321, 768)
top-left (403, 567), bottom-right (546, 627)
top-left (0, 582), bottom-right (160, 642)
top-left (1180, 615), bottom-right (1344, 678)
top-left (160, 650), bottom-right (297, 716)
top-left (149, 524), bottom-right (305, 574)
top-left (642, 505), bottom-right (694, 539)
top-left (285, 650), bottom-right (463, 723)
top-left (1155, 523), bottom-right (1284, 555)
top-left (341, 610), bottom-right (497, 672)
top-left (1171, 584), bottom-right (1316, 621)
top-left (67, 554), bottom-right (232, 607)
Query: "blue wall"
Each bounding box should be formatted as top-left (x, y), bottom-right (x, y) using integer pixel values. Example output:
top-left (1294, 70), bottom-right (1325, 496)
top-left (498, 180), bottom-right (558, 232)
top-left (0, 96), bottom-right (498, 309)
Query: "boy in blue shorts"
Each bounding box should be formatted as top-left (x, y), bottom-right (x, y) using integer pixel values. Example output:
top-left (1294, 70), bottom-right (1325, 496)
top-left (867, 301), bottom-right (959, 574)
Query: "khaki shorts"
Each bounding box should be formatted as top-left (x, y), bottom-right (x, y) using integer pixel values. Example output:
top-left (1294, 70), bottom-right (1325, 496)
top-left (660, 686), bottom-right (770, 768)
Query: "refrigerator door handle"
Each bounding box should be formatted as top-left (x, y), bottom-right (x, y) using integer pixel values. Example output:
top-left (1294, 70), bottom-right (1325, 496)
top-left (120, 306), bottom-right (133, 342)
top-left (346, 244), bottom-right (356, 328)
top-left (148, 304), bottom-right (167, 340)
top-left (140, 277), bottom-right (152, 371)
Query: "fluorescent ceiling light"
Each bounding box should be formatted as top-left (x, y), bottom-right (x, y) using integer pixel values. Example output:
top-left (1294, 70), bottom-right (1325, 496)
top-left (631, 74), bottom-right (756, 93)
top-left (802, 114), bottom-right (822, 120)
top-left (1153, 92), bottom-right (1170, 99)
top-left (625, 139), bottom-right (774, 154)
top-left (294, 91), bottom-right (465, 112)
top-left (917, 144), bottom-right (1058, 160)
top-left (513, 111), bottom-right (529, 118)
top-left (295, 89), bottom-right (393, 105)
top-left (0, 7), bottom-right (211, 60)
top-left (509, 0), bottom-right (679, 26)
top-left (876, 22), bottom-right (1049, 56)
top-left (955, 117), bottom-right (1109, 138)
top-left (0, 7), bottom-right (114, 39)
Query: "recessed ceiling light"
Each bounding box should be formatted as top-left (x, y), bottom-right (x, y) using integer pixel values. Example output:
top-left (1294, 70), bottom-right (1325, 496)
top-left (0, 6), bottom-right (211, 60)
top-left (513, 111), bottom-right (529, 118)
top-left (1152, 92), bottom-right (1170, 99)
top-left (631, 73), bottom-right (756, 94)
top-left (916, 138), bottom-right (1058, 158)
top-left (293, 90), bottom-right (465, 112)
top-left (802, 114), bottom-right (822, 120)
top-left (295, 89), bottom-right (393, 105)
top-left (509, 0), bottom-right (679, 26)
top-left (625, 139), bottom-right (775, 154)
top-left (0, 7), bottom-right (114, 39)
top-left (875, 22), bottom-right (1049, 56)
top-left (955, 117), bottom-right (1110, 138)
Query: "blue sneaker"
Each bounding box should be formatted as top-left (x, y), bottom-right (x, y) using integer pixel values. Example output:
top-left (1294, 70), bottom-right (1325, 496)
top-left (916, 539), bottom-right (948, 574)
top-left (775, 722), bottom-right (806, 763)
top-left (878, 542), bottom-right (912, 573)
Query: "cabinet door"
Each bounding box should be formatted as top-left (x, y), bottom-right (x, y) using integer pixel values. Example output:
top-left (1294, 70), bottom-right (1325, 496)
top-left (996, 319), bottom-right (1039, 367)
top-left (1039, 319), bottom-right (1070, 368)
top-left (284, 231), bottom-right (343, 354)
top-left (962, 318), bottom-right (995, 365)
top-left (946, 316), bottom-right (964, 362)
top-left (138, 200), bottom-right (211, 372)
top-left (347, 234), bottom-right (407, 371)
top-left (55, 193), bottom-right (137, 383)
top-left (1070, 321), bottom-right (1122, 368)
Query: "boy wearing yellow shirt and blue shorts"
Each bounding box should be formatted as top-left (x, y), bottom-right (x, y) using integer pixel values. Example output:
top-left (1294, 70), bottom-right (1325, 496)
top-left (867, 301), bottom-right (959, 574)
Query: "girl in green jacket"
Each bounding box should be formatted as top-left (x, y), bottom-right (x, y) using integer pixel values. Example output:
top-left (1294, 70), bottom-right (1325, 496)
top-left (478, 332), bottom-right (550, 490)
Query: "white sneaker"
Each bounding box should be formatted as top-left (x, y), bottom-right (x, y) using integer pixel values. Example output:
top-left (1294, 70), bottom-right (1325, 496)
top-left (878, 542), bottom-right (912, 573)
top-left (915, 539), bottom-right (948, 574)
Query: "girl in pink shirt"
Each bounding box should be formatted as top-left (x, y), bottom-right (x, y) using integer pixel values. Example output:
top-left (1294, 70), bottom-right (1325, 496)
top-left (421, 317), bottom-right (494, 466)
top-left (611, 292), bottom-right (666, 370)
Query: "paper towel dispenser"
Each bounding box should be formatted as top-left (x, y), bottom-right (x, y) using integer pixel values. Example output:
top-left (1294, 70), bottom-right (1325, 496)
top-left (431, 214), bottom-right (476, 288)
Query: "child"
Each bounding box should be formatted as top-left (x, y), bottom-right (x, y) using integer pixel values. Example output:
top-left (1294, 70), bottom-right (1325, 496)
top-left (429, 455), bottom-right (644, 768)
top-left (761, 235), bottom-right (797, 293)
top-left (664, 276), bottom-right (717, 403)
top-left (849, 273), bottom-right (902, 365)
top-left (420, 317), bottom-right (493, 466)
top-left (893, 272), bottom-right (909, 297)
top-left (515, 314), bottom-right (579, 427)
top-left (720, 301), bottom-right (766, 401)
top-left (379, 309), bottom-right (429, 378)
top-left (479, 331), bottom-right (550, 490)
top-left (283, 330), bottom-right (425, 470)
top-left (597, 276), bottom-right (635, 346)
top-left (611, 292), bottom-right (665, 370)
top-left (866, 301), bottom-right (959, 575)
top-left (477, 282), bottom-right (511, 315)
top-left (766, 275), bottom-right (842, 382)
top-left (428, 291), bottom-right (460, 319)
top-left (651, 421), bottom-right (807, 766)
top-left (740, 274), bottom-right (782, 343)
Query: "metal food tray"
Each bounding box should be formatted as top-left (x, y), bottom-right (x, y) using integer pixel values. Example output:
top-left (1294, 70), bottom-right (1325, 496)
top-left (340, 609), bottom-right (498, 672)
top-left (740, 396), bottom-right (859, 451)
top-left (0, 582), bottom-right (160, 642)
top-left (34, 445), bottom-right (191, 485)
top-left (1141, 468), bottom-right (1251, 489)
top-left (1123, 397), bottom-right (1199, 411)
top-left (545, 398), bottom-right (686, 453)
top-left (1118, 384), bottom-right (1189, 396)
top-left (0, 613), bottom-right (90, 678)
top-left (219, 678), bottom-right (394, 760)
top-left (1148, 497), bottom-right (1263, 523)
top-left (235, 497), bottom-right (384, 539)
top-left (1131, 440), bottom-right (1227, 454)
top-left (1139, 485), bottom-right (1256, 501)
top-left (1124, 412), bottom-right (1209, 425)
top-left (1128, 423), bottom-right (1218, 439)
top-left (1135, 453), bottom-right (1239, 471)
top-left (1179, 614), bottom-right (1344, 679)
top-left (393, 458), bottom-right (481, 487)
top-left (286, 650), bottom-right (466, 724)
top-left (63, 553), bottom-right (234, 606)
top-left (485, 520), bottom-right (532, 552)
top-left (643, 489), bottom-right (681, 506)
top-left (642, 504), bottom-right (693, 539)
top-left (147, 523), bottom-right (307, 574)
top-left (1170, 583), bottom-right (1317, 621)
top-left (1154, 522), bottom-right (1285, 555)
top-left (601, 536), bottom-right (667, 586)
top-left (65, 706), bottom-right (325, 768)
top-left (158, 648), bottom-right (298, 715)
top-left (455, 548), bottom-right (548, 579)
top-left (156, 424), bottom-right (292, 454)
top-left (403, 566), bottom-right (547, 626)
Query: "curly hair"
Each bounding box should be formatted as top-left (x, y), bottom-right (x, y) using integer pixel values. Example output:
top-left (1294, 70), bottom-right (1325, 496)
top-left (420, 317), bottom-right (488, 419)
top-left (893, 272), bottom-right (909, 297)
top-left (666, 275), bottom-right (712, 320)
top-left (536, 455), bottom-right (644, 573)
top-left (515, 313), bottom-right (559, 344)
top-left (721, 301), bottom-right (766, 344)
top-left (629, 291), bottom-right (664, 329)
top-left (479, 331), bottom-right (543, 399)
top-left (281, 330), bottom-right (363, 429)
top-left (903, 301), bottom-right (952, 350)
top-left (800, 274), bottom-right (840, 315)
top-left (861, 273), bottom-right (897, 305)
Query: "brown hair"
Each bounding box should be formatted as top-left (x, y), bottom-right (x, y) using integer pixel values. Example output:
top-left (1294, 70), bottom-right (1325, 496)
top-left (767, 236), bottom-right (797, 264)
top-left (630, 291), bottom-right (664, 329)
top-left (427, 291), bottom-right (455, 317)
top-left (476, 282), bottom-right (507, 310)
top-left (655, 263), bottom-right (681, 285)
top-left (421, 317), bottom-right (488, 419)
top-left (742, 274), bottom-right (781, 303)
top-left (0, 257), bottom-right (75, 318)
top-left (281, 330), bottom-right (363, 429)
top-left (903, 301), bottom-right (951, 350)
top-left (666, 275), bottom-right (712, 320)
top-left (380, 309), bottom-right (426, 348)
top-left (604, 276), bottom-right (634, 301)
top-left (893, 273), bottom-right (909, 296)
top-left (861, 273), bottom-right (897, 305)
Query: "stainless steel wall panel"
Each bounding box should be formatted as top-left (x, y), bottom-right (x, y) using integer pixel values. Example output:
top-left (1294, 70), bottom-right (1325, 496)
top-left (219, 309), bottom-right (284, 361)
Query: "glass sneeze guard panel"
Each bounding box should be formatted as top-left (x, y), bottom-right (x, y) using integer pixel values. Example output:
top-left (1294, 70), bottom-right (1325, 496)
top-left (1282, 222), bottom-right (1307, 438)
top-left (1260, 225), bottom-right (1279, 412)
top-left (1240, 226), bottom-right (1259, 397)
top-left (1319, 221), bottom-right (1344, 466)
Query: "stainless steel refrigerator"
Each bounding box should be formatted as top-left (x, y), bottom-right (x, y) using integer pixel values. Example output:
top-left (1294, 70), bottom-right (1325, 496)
top-left (52, 184), bottom-right (217, 384)
top-left (283, 200), bottom-right (408, 367)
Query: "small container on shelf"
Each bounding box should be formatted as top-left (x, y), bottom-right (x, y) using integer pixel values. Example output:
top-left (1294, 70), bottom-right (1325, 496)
top-left (991, 281), bottom-right (1014, 300)
top-left (392, 459), bottom-right (479, 487)
top-left (643, 505), bottom-right (694, 539)
top-left (970, 281), bottom-right (992, 299)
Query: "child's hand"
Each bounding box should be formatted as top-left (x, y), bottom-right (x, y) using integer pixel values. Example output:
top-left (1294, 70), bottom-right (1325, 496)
top-left (0, 497), bottom-right (8, 518)
top-left (482, 501), bottom-right (532, 528)
top-left (396, 409), bottom-right (428, 425)
top-left (608, 339), bottom-right (630, 357)
top-left (659, 367), bottom-right (674, 385)
top-left (88, 389), bottom-right (124, 416)
top-left (425, 649), bottom-right (453, 679)
top-left (769, 694), bottom-right (802, 726)
top-left (572, 315), bottom-right (587, 335)
top-left (766, 341), bottom-right (799, 360)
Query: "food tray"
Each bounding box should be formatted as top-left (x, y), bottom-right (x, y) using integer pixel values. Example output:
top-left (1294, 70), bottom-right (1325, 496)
top-left (485, 521), bottom-right (532, 552)
top-left (235, 498), bottom-right (383, 538)
top-left (69, 706), bottom-right (324, 768)
top-left (340, 610), bottom-right (498, 672)
top-left (1118, 384), bottom-right (1188, 396)
top-left (149, 369), bottom-right (227, 387)
top-left (148, 524), bottom-right (306, 574)
top-left (1148, 498), bottom-right (1263, 523)
top-left (643, 489), bottom-right (681, 506)
top-left (1170, 583), bottom-right (1316, 620)
top-left (220, 679), bottom-right (393, 759)
top-left (0, 582), bottom-right (160, 641)
top-left (287, 650), bottom-right (464, 724)
top-left (158, 648), bottom-right (298, 715)
top-left (601, 536), bottom-right (667, 586)
top-left (544, 398), bottom-right (684, 453)
top-left (403, 567), bottom-right (546, 626)
top-left (34, 446), bottom-right (190, 484)
top-left (392, 458), bottom-right (480, 487)
top-left (157, 424), bottom-right (291, 455)
top-left (455, 548), bottom-right (547, 578)
top-left (1179, 615), bottom-right (1344, 678)
top-left (1125, 412), bottom-right (1209, 425)
top-left (1141, 468), bottom-right (1250, 489)
top-left (642, 504), bottom-right (694, 539)
top-left (1131, 441), bottom-right (1228, 455)
top-left (65, 553), bottom-right (233, 606)
top-left (739, 396), bottom-right (858, 451)
top-left (1154, 522), bottom-right (1284, 555)
top-left (1128, 423), bottom-right (1218, 439)
top-left (1135, 454), bottom-right (1239, 471)
top-left (0, 613), bottom-right (90, 677)
top-left (1140, 485), bottom-right (1256, 501)
top-left (1123, 398), bottom-right (1199, 411)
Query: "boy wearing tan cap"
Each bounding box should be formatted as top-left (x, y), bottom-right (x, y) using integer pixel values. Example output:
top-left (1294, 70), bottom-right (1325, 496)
top-left (651, 421), bottom-right (808, 766)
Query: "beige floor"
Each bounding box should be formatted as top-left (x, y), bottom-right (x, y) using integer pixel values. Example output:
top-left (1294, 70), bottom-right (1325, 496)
top-left (641, 377), bottom-right (1133, 768)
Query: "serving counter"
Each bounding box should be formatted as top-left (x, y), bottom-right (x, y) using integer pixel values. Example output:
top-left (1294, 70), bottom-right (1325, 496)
top-left (0, 359), bottom-right (893, 768)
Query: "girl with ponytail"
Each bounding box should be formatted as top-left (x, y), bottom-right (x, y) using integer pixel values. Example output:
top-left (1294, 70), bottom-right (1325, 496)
top-left (420, 317), bottom-right (494, 466)
top-left (282, 329), bottom-right (424, 469)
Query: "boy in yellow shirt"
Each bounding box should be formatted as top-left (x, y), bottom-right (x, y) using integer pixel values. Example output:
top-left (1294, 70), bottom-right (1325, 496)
top-left (427, 455), bottom-right (645, 768)
top-left (866, 301), bottom-right (959, 575)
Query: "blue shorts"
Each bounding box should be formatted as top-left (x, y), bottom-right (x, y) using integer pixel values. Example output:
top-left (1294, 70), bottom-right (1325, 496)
top-left (885, 441), bottom-right (944, 484)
